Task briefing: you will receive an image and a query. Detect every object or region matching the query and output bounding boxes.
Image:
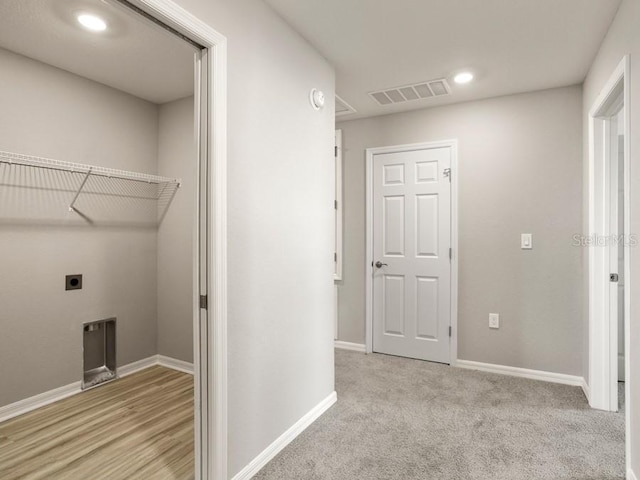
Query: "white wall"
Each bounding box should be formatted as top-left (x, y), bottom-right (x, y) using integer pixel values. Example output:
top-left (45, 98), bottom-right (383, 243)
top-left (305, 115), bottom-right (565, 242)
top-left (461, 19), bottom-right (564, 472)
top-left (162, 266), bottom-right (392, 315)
top-left (171, 0), bottom-right (336, 476)
top-left (337, 85), bottom-right (584, 376)
top-left (582, 0), bottom-right (639, 473)
top-left (157, 96), bottom-right (195, 363)
top-left (0, 47), bottom-right (159, 406)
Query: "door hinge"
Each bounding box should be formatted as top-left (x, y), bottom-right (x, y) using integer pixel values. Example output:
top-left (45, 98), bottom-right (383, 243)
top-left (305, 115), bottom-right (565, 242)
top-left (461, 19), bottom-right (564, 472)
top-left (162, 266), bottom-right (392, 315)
top-left (449, 247), bottom-right (452, 260)
top-left (199, 295), bottom-right (208, 310)
top-left (449, 326), bottom-right (452, 337)
top-left (335, 145), bottom-right (338, 157)
top-left (334, 252), bottom-right (337, 262)
top-left (610, 273), bottom-right (619, 282)
top-left (334, 200), bottom-right (338, 210)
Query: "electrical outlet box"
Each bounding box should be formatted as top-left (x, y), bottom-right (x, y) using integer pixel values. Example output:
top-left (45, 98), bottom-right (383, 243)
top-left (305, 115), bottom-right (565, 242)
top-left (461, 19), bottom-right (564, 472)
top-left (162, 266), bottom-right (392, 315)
top-left (66, 274), bottom-right (83, 291)
top-left (489, 313), bottom-right (500, 329)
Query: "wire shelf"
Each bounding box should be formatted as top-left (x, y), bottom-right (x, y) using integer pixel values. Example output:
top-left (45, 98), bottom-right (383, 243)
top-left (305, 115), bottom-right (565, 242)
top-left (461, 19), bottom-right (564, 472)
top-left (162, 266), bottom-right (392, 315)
top-left (0, 150), bottom-right (181, 226)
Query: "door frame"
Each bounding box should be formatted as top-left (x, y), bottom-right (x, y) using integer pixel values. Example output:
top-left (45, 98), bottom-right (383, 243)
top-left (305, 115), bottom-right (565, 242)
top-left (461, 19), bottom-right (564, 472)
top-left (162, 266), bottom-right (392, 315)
top-left (334, 130), bottom-right (343, 340)
top-left (588, 54), bottom-right (630, 418)
top-left (126, 1), bottom-right (228, 479)
top-left (335, 129), bottom-right (344, 282)
top-left (365, 139), bottom-right (458, 365)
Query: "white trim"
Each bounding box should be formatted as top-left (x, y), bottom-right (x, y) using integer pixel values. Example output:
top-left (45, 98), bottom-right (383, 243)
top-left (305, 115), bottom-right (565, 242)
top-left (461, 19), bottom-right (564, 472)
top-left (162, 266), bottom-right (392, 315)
top-left (334, 341), bottom-right (366, 353)
top-left (157, 355), bottom-right (195, 374)
top-left (118, 356), bottom-right (158, 377)
top-left (365, 146), bottom-right (374, 354)
top-left (581, 378), bottom-right (591, 402)
top-left (334, 285), bottom-right (339, 340)
top-left (587, 59), bottom-right (630, 480)
top-left (192, 51), bottom-right (206, 480)
top-left (331, 128), bottom-right (343, 348)
top-left (209, 33), bottom-right (229, 480)
top-left (334, 129), bottom-right (344, 281)
top-left (0, 382), bottom-right (81, 424)
top-left (456, 360), bottom-right (584, 387)
top-left (231, 391), bottom-right (337, 480)
top-left (629, 468), bottom-right (638, 480)
top-left (128, 2), bottom-right (229, 479)
top-left (588, 55), bottom-right (627, 411)
top-left (622, 54), bottom-right (632, 475)
top-left (365, 139), bottom-right (459, 362)
top-left (0, 355), bottom-right (193, 423)
top-left (449, 141), bottom-right (459, 367)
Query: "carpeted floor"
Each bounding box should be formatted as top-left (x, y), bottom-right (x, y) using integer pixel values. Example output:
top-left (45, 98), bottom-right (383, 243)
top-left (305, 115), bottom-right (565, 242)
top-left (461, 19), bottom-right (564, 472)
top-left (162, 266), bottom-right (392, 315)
top-left (253, 350), bottom-right (625, 480)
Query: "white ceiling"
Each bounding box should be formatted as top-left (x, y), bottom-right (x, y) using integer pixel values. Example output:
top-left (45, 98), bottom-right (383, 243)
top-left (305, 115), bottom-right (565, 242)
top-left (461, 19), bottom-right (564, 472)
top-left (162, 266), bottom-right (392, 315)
top-left (264, 0), bottom-right (622, 120)
top-left (0, 0), bottom-right (195, 104)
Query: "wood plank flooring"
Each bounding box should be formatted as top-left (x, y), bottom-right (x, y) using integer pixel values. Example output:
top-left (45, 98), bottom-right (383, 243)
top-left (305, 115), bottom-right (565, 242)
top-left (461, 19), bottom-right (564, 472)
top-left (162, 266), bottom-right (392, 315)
top-left (0, 366), bottom-right (194, 480)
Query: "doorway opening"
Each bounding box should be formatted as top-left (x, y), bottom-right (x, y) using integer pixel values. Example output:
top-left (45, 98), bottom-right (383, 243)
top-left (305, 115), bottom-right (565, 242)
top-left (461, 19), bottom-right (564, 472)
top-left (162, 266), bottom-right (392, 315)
top-left (587, 54), bottom-right (629, 469)
top-left (0, 0), bottom-right (227, 478)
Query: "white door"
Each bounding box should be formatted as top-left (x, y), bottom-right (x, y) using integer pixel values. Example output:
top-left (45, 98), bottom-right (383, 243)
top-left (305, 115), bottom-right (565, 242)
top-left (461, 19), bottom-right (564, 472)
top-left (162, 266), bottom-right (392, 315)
top-left (372, 146), bottom-right (451, 363)
top-left (610, 108), bottom-right (625, 384)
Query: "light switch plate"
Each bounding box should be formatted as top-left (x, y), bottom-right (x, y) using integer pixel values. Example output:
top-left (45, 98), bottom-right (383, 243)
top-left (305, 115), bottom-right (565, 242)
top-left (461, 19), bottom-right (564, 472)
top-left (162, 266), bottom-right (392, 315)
top-left (489, 313), bottom-right (500, 329)
top-left (521, 233), bottom-right (532, 249)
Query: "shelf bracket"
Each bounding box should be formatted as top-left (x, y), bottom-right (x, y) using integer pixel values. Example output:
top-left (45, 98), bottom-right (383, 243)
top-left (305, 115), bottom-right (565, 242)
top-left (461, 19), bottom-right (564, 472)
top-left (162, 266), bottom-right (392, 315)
top-left (69, 169), bottom-right (92, 213)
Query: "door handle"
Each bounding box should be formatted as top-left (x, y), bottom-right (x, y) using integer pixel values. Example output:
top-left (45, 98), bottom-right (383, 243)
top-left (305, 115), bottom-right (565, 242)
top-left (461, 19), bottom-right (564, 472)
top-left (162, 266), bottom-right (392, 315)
top-left (375, 261), bottom-right (388, 268)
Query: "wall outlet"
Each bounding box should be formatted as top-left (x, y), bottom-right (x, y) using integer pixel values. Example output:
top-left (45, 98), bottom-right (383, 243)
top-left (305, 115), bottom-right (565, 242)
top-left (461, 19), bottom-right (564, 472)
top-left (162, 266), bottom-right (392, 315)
top-left (489, 313), bottom-right (500, 329)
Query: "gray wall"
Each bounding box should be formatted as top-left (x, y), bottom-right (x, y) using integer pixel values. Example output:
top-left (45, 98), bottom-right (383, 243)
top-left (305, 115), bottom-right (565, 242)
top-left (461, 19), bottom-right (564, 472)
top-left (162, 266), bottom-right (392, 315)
top-left (173, 0), bottom-right (336, 476)
top-left (0, 47), bottom-right (160, 406)
top-left (337, 85), bottom-right (583, 376)
top-left (157, 96), bottom-right (195, 363)
top-left (582, 0), bottom-right (639, 472)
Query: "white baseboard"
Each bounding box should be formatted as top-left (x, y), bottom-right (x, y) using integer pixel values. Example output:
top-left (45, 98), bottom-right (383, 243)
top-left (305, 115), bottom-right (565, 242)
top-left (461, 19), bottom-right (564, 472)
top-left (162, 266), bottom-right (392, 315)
top-left (581, 378), bottom-right (591, 402)
top-left (118, 356), bottom-right (158, 378)
top-left (334, 340), bottom-right (366, 353)
top-left (157, 355), bottom-right (194, 374)
top-left (0, 380), bottom-right (82, 424)
top-left (0, 355), bottom-right (194, 423)
top-left (232, 391), bottom-right (337, 480)
top-left (629, 468), bottom-right (638, 480)
top-left (456, 359), bottom-right (584, 387)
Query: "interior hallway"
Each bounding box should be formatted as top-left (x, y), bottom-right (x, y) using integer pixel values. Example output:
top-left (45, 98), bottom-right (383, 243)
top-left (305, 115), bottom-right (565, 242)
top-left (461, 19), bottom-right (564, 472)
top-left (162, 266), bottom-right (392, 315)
top-left (254, 350), bottom-right (624, 479)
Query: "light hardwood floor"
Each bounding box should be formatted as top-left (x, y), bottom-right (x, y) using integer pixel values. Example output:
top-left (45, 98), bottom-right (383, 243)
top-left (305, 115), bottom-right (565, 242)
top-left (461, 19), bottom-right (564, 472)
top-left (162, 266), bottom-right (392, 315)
top-left (0, 366), bottom-right (194, 480)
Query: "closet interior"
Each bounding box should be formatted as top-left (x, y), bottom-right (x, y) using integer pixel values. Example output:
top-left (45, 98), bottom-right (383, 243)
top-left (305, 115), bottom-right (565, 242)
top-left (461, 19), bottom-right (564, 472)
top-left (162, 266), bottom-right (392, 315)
top-left (0, 1), bottom-right (200, 478)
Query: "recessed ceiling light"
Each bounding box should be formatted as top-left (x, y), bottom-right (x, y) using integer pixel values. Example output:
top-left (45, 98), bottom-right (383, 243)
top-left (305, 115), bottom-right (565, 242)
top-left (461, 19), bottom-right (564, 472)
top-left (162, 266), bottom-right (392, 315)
top-left (454, 72), bottom-right (474, 84)
top-left (77, 13), bottom-right (107, 32)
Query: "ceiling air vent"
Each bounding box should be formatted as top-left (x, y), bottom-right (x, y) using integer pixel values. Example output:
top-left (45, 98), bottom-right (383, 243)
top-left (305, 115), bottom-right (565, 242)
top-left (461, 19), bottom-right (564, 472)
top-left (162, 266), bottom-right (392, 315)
top-left (335, 94), bottom-right (356, 116)
top-left (369, 78), bottom-right (451, 106)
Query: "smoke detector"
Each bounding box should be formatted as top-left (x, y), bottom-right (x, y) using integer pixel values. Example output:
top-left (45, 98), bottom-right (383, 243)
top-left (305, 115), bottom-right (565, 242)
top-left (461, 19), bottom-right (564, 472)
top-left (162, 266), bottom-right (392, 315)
top-left (310, 89), bottom-right (325, 110)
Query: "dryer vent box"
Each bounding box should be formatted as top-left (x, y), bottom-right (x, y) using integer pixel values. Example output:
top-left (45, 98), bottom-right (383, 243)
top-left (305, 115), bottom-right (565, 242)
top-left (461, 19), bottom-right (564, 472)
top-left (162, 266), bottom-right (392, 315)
top-left (82, 318), bottom-right (116, 390)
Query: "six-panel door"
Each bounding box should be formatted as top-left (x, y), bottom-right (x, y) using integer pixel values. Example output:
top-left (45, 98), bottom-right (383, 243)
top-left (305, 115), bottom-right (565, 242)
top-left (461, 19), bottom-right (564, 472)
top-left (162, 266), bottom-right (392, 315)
top-left (372, 147), bottom-right (451, 363)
